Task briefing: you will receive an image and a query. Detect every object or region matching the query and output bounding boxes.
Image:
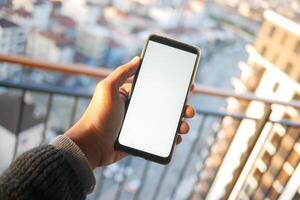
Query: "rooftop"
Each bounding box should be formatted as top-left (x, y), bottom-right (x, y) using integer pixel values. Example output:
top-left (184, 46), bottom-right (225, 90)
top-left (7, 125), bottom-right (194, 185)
top-left (40, 31), bottom-right (73, 47)
top-left (53, 15), bottom-right (76, 28)
top-left (14, 8), bottom-right (32, 18)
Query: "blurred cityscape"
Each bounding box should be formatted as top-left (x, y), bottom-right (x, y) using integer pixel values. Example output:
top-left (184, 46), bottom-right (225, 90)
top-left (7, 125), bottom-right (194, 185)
top-left (0, 0), bottom-right (294, 88)
top-left (0, 0), bottom-right (300, 200)
top-left (0, 0), bottom-right (298, 87)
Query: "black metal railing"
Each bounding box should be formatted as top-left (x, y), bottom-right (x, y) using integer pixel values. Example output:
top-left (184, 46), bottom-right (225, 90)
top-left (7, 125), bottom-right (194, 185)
top-left (1, 79), bottom-right (299, 200)
top-left (0, 80), bottom-right (91, 161)
top-left (0, 54), bottom-right (300, 200)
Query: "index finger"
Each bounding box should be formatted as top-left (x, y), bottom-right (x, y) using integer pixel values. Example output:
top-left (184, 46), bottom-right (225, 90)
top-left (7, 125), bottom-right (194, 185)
top-left (108, 56), bottom-right (140, 87)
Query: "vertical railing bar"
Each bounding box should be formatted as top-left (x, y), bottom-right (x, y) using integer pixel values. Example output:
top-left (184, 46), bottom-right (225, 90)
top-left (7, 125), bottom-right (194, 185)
top-left (114, 157), bottom-right (133, 200)
top-left (12, 89), bottom-right (25, 161)
top-left (192, 115), bottom-right (248, 199)
top-left (234, 121), bottom-right (276, 198)
top-left (192, 116), bottom-right (224, 195)
top-left (196, 116), bottom-right (224, 158)
top-left (251, 123), bottom-right (281, 194)
top-left (223, 106), bottom-right (272, 200)
top-left (69, 97), bottom-right (79, 127)
top-left (93, 167), bottom-right (106, 200)
top-left (152, 114), bottom-right (205, 200)
top-left (151, 165), bottom-right (170, 200)
top-left (41, 93), bottom-right (53, 144)
top-left (169, 115), bottom-right (208, 200)
top-left (132, 161), bottom-right (150, 200)
top-left (264, 127), bottom-right (300, 198)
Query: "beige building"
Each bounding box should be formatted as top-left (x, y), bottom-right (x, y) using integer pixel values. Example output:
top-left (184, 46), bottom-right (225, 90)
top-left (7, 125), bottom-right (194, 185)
top-left (190, 10), bottom-right (300, 200)
top-left (253, 12), bottom-right (300, 82)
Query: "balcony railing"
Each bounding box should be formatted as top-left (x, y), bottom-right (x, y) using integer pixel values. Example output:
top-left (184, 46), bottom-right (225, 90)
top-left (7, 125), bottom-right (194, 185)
top-left (0, 53), bottom-right (300, 200)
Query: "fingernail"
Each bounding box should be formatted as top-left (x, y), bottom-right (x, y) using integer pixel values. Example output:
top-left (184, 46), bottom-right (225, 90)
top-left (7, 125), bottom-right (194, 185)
top-left (130, 56), bottom-right (139, 63)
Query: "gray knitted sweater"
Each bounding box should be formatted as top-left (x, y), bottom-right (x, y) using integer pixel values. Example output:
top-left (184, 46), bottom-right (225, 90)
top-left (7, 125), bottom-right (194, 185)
top-left (0, 136), bottom-right (96, 200)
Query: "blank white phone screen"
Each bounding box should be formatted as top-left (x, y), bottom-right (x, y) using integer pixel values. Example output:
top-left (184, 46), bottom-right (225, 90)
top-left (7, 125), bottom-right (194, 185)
top-left (119, 40), bottom-right (197, 157)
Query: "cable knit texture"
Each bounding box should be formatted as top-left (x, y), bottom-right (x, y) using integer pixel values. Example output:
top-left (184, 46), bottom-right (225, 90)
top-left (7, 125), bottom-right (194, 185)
top-left (0, 145), bottom-right (86, 200)
top-left (51, 135), bottom-right (95, 193)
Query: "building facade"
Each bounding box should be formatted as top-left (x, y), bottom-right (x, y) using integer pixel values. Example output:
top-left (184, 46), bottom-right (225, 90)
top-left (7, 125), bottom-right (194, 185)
top-left (0, 18), bottom-right (25, 54)
top-left (191, 10), bottom-right (300, 200)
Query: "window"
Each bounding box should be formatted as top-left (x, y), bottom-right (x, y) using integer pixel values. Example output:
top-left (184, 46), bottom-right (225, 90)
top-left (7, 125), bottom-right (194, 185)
top-left (262, 151), bottom-right (272, 163)
top-left (272, 82), bottom-right (279, 92)
top-left (285, 62), bottom-right (293, 74)
top-left (280, 33), bottom-right (288, 45)
top-left (271, 133), bottom-right (281, 147)
top-left (269, 26), bottom-right (276, 37)
top-left (294, 41), bottom-right (300, 54)
top-left (261, 46), bottom-right (267, 56)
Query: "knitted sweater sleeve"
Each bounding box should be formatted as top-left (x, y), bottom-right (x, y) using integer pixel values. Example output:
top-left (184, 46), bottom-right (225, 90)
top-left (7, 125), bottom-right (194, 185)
top-left (0, 136), bottom-right (96, 200)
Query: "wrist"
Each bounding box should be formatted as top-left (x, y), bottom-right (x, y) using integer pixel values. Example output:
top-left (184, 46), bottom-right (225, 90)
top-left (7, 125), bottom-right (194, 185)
top-left (65, 120), bottom-right (101, 169)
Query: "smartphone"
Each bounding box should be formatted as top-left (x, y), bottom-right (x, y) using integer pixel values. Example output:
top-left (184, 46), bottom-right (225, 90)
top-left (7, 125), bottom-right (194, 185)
top-left (115, 34), bottom-right (201, 164)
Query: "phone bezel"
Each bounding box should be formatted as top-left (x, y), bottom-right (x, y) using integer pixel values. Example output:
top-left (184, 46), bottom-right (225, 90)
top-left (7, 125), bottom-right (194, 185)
top-left (114, 34), bottom-right (201, 164)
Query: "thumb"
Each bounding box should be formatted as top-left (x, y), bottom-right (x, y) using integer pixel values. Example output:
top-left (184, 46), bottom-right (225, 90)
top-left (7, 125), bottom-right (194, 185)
top-left (108, 56), bottom-right (140, 87)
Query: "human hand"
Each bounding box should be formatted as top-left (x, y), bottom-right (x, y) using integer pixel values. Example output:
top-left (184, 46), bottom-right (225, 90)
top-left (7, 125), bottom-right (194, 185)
top-left (66, 57), bottom-right (195, 169)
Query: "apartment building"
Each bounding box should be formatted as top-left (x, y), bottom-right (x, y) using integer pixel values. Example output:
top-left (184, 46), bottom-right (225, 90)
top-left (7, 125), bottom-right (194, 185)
top-left (0, 18), bottom-right (26, 79)
top-left (76, 25), bottom-right (110, 65)
top-left (190, 10), bottom-right (300, 200)
top-left (0, 18), bottom-right (25, 54)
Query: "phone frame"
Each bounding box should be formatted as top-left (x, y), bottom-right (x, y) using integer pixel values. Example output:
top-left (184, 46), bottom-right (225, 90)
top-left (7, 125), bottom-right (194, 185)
top-left (114, 34), bottom-right (201, 164)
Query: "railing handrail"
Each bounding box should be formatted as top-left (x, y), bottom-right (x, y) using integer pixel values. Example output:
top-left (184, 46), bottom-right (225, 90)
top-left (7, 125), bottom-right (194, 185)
top-left (0, 80), bottom-right (92, 98)
top-left (1, 53), bottom-right (300, 108)
top-left (193, 85), bottom-right (300, 108)
top-left (0, 53), bottom-right (112, 79)
top-left (1, 79), bottom-right (300, 127)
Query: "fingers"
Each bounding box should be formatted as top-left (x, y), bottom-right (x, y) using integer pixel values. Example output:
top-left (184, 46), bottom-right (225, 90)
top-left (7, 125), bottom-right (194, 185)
top-left (113, 151), bottom-right (129, 164)
top-left (177, 121), bottom-right (191, 144)
top-left (178, 105), bottom-right (194, 135)
top-left (190, 83), bottom-right (195, 92)
top-left (119, 83), bottom-right (132, 101)
top-left (176, 135), bottom-right (182, 144)
top-left (184, 105), bottom-right (195, 118)
top-left (117, 151), bottom-right (129, 160)
top-left (120, 83), bottom-right (132, 94)
top-left (108, 56), bottom-right (140, 88)
top-left (177, 122), bottom-right (188, 145)
top-left (179, 121), bottom-right (189, 134)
